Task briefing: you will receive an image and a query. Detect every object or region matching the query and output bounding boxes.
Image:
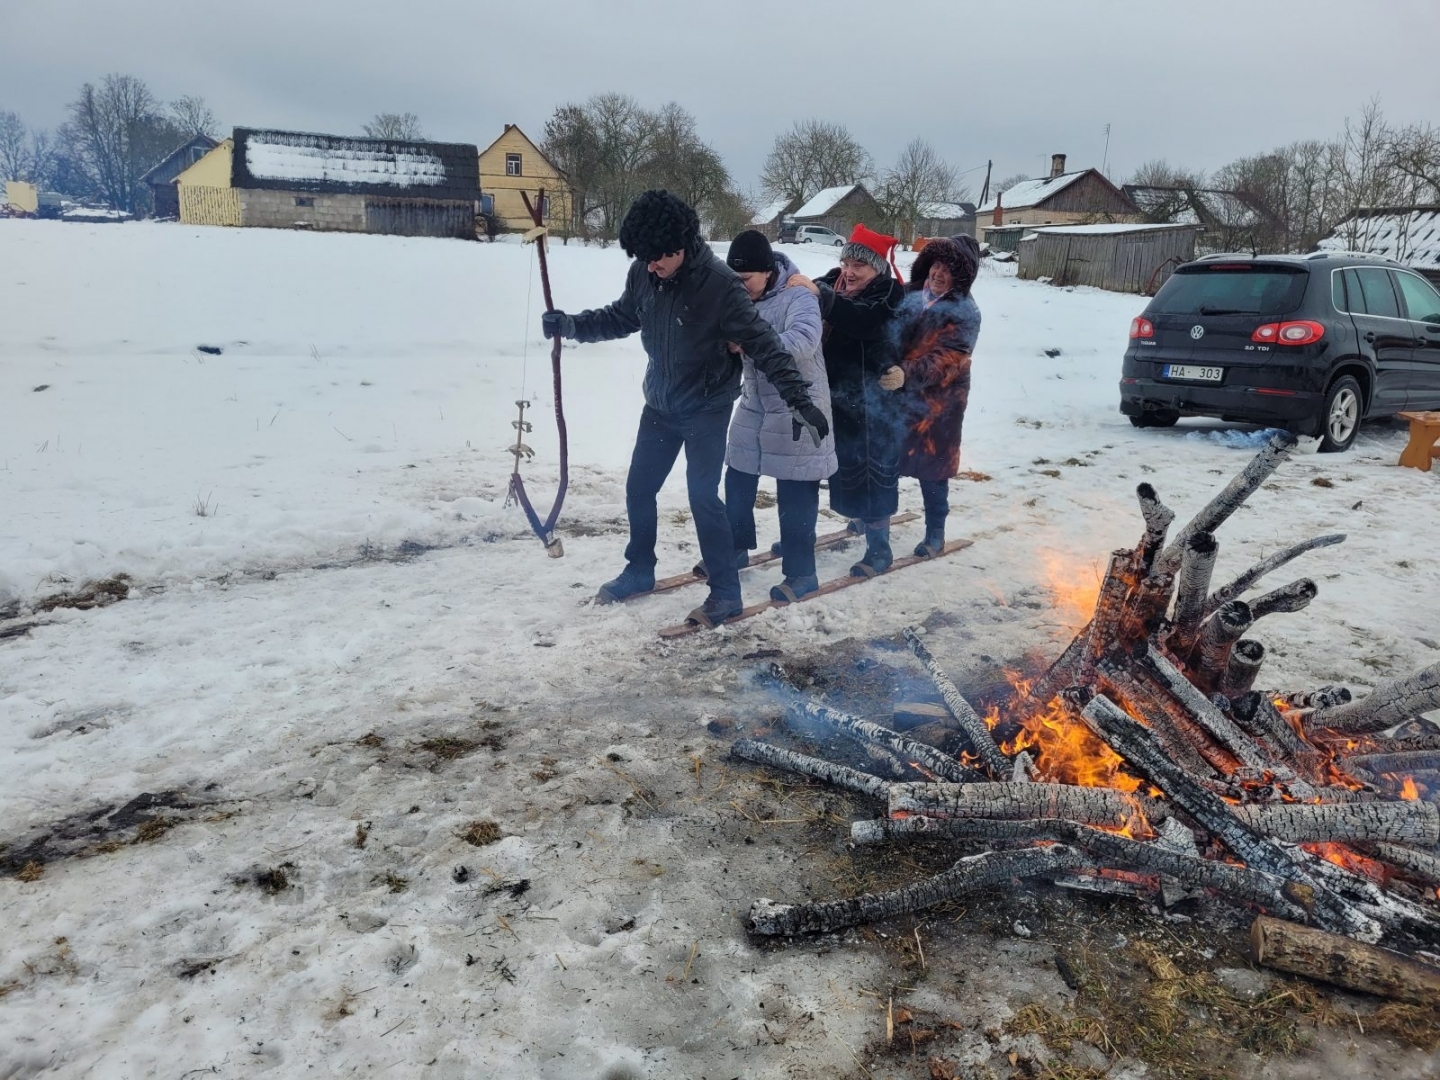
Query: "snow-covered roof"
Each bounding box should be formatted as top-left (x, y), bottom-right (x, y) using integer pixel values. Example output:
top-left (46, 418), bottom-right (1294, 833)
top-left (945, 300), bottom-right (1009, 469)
top-left (919, 201), bottom-right (975, 220)
top-left (1318, 207), bottom-right (1440, 272)
top-left (794, 184), bottom-right (859, 218)
top-left (751, 196), bottom-right (793, 225)
top-left (231, 128), bottom-right (479, 200)
top-left (1018, 222), bottom-right (1200, 237)
top-left (977, 171), bottom-right (1087, 213)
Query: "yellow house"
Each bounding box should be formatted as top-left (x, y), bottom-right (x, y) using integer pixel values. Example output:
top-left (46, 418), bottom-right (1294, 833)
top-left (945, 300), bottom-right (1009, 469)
top-left (5, 180), bottom-right (39, 214)
top-left (175, 138), bottom-right (241, 227)
top-left (478, 124), bottom-right (574, 236)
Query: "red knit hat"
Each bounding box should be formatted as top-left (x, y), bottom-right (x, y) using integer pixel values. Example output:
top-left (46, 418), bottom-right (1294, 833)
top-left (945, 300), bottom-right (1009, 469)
top-left (840, 223), bottom-right (902, 280)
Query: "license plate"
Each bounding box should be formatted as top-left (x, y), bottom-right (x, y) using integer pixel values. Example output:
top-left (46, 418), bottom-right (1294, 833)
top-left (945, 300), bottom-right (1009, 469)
top-left (1163, 364), bottom-right (1224, 382)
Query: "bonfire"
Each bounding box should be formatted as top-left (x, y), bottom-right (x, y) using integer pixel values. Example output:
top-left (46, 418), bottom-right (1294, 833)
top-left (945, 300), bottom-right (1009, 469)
top-left (731, 432), bottom-right (1440, 1004)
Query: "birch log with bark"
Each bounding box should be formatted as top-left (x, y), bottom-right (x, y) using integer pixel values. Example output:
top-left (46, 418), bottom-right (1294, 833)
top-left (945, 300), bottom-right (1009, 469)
top-left (1221, 639), bottom-right (1266, 696)
top-left (1233, 800), bottom-right (1440, 846)
top-left (901, 628), bottom-right (1009, 778)
top-left (1309, 662), bottom-right (1440, 736)
top-left (1077, 692), bottom-right (1379, 940)
top-left (1169, 532), bottom-right (1219, 656)
top-left (1153, 431), bottom-right (1297, 577)
top-left (1192, 601), bottom-right (1254, 690)
top-left (1278, 686), bottom-right (1352, 711)
top-left (1204, 534), bottom-right (1345, 616)
top-left (1251, 915), bottom-right (1440, 1004)
top-left (746, 845), bottom-right (1086, 936)
top-left (1135, 483), bottom-right (1175, 572)
top-left (887, 781), bottom-right (1164, 828)
top-left (1248, 579), bottom-right (1317, 621)
top-left (783, 697), bottom-right (985, 783)
top-left (849, 816), bottom-right (1313, 923)
top-left (729, 739), bottom-right (891, 800)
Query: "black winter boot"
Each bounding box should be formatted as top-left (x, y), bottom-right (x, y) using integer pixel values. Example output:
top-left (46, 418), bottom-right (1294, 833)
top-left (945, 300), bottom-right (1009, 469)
top-left (769, 574), bottom-right (819, 603)
top-left (850, 523), bottom-right (892, 578)
top-left (693, 549), bottom-right (751, 579)
top-left (914, 518), bottom-right (946, 558)
top-left (686, 592), bottom-right (744, 628)
top-left (594, 565), bottom-right (655, 604)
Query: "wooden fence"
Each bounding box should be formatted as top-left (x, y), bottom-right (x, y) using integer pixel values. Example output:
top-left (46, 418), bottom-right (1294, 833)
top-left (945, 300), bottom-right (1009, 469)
top-left (1018, 227), bottom-right (1201, 293)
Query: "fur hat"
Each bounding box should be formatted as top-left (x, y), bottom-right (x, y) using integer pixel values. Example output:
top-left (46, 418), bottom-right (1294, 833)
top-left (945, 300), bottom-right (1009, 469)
top-left (910, 236), bottom-right (978, 297)
top-left (839, 223), bottom-right (899, 277)
top-left (619, 190), bottom-right (700, 263)
top-left (726, 229), bottom-right (775, 275)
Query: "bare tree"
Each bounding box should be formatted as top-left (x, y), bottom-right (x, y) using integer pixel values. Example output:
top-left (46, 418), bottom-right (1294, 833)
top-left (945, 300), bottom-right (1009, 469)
top-left (67, 74), bottom-right (177, 212)
top-left (760, 119), bottom-right (872, 204)
top-left (876, 138), bottom-right (965, 241)
top-left (0, 110), bottom-right (27, 180)
top-left (992, 172), bottom-right (1032, 197)
top-left (363, 112), bottom-right (424, 140)
top-left (1127, 159), bottom-right (1207, 190)
top-left (170, 95), bottom-right (219, 138)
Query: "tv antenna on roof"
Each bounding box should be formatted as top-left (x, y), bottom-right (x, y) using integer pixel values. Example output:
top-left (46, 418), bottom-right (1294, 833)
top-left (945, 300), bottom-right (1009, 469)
top-left (1102, 123), bottom-right (1112, 175)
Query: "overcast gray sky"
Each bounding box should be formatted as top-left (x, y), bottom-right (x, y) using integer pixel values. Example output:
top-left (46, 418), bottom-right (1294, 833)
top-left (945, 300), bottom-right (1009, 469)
top-left (4, 0), bottom-right (1436, 197)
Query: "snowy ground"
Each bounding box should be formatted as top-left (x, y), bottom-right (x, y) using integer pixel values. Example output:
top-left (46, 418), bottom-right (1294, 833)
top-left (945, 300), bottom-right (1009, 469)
top-left (2, 220), bottom-right (1439, 1078)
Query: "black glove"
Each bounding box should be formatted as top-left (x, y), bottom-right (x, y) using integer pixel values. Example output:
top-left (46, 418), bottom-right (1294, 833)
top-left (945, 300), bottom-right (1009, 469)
top-left (790, 402), bottom-right (830, 447)
top-left (541, 310), bottom-right (575, 339)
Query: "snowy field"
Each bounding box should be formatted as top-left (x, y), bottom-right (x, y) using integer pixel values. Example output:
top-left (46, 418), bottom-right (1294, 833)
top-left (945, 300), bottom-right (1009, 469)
top-left (3, 220), bottom-right (1439, 1078)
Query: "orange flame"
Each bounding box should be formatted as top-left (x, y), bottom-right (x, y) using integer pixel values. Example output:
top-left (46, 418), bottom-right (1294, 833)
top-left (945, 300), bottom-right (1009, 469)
top-left (1400, 777), bottom-right (1421, 801)
top-left (1302, 842), bottom-right (1391, 884)
top-left (999, 674), bottom-right (1144, 794)
top-left (1038, 551), bottom-right (1103, 630)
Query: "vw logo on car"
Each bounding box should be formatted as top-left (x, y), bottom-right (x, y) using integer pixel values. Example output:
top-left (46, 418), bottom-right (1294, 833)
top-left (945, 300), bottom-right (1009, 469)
top-left (1190, 325), bottom-right (1205, 340)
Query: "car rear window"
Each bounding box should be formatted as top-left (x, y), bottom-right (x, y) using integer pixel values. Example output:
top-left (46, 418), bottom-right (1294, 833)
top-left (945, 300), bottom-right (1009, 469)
top-left (1151, 266), bottom-right (1308, 316)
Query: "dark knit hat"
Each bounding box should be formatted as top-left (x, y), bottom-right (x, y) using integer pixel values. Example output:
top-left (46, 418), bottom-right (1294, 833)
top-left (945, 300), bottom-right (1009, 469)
top-left (910, 236), bottom-right (978, 297)
top-left (839, 223), bottom-right (899, 278)
top-left (726, 230), bottom-right (775, 274)
top-left (619, 189), bottom-right (700, 262)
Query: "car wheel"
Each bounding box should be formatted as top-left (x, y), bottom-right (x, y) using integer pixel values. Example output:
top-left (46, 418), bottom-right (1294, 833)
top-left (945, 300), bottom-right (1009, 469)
top-left (1317, 375), bottom-right (1362, 453)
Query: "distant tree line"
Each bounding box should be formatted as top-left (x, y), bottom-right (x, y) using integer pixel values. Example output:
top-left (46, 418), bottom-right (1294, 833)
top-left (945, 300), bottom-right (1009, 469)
top-left (1127, 100), bottom-right (1440, 254)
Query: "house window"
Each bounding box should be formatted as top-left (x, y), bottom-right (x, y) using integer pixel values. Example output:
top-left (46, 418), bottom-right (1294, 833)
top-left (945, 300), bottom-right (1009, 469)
top-left (189, 146), bottom-right (207, 164)
top-left (506, 153), bottom-right (522, 176)
top-left (538, 194), bottom-right (551, 219)
top-left (295, 196), bottom-right (314, 208)
top-left (480, 193), bottom-right (495, 216)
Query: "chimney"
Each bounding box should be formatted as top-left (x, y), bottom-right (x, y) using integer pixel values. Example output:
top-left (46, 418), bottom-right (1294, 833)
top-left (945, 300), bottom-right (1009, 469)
top-left (1050, 153), bottom-right (1067, 178)
top-left (992, 191), bottom-right (1003, 226)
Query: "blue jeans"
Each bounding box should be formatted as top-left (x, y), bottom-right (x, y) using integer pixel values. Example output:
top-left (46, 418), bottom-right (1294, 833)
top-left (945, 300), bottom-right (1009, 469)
top-left (624, 404), bottom-right (740, 603)
top-left (724, 468), bottom-right (820, 578)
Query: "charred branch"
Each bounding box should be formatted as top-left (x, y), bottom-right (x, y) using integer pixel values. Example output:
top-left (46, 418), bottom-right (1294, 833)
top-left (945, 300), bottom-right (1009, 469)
top-left (1080, 550), bottom-right (1139, 681)
top-left (901, 627), bottom-right (1010, 778)
top-left (746, 845), bottom-right (1086, 936)
top-left (1364, 843), bottom-right (1440, 888)
top-left (1135, 483), bottom-right (1175, 573)
top-left (1344, 750), bottom-right (1440, 781)
top-left (1153, 431), bottom-right (1298, 577)
top-left (729, 739), bottom-right (891, 801)
top-left (1232, 800), bottom-right (1440, 846)
top-left (1141, 645), bottom-right (1276, 776)
top-left (1121, 571), bottom-right (1175, 640)
top-left (1248, 579), bottom-right (1318, 621)
top-left (1229, 692), bottom-right (1325, 781)
top-left (1309, 662), bottom-right (1440, 736)
top-left (1169, 532), bottom-right (1219, 656)
top-left (1096, 660), bottom-right (1224, 778)
top-left (887, 781), bottom-right (1165, 829)
top-left (1191, 601), bottom-right (1254, 691)
top-left (1277, 686), bottom-right (1353, 711)
top-left (782, 697), bottom-right (985, 784)
top-left (1221, 640), bottom-right (1266, 697)
top-left (1205, 534), bottom-right (1345, 616)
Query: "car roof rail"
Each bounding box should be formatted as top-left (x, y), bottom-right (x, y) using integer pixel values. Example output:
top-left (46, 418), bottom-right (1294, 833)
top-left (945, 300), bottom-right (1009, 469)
top-left (1305, 249), bottom-right (1399, 263)
top-left (1193, 252), bottom-right (1256, 261)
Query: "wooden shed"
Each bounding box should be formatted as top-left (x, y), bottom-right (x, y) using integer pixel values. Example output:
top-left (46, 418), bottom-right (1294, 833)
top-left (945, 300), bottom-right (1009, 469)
top-left (792, 183), bottom-right (880, 235)
top-left (1017, 222), bottom-right (1201, 294)
top-left (140, 134), bottom-right (218, 219)
top-left (177, 128), bottom-right (480, 239)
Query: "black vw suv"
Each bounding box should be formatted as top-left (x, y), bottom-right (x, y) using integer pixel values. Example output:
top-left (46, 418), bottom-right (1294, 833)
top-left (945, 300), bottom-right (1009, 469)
top-left (1120, 252), bottom-right (1440, 451)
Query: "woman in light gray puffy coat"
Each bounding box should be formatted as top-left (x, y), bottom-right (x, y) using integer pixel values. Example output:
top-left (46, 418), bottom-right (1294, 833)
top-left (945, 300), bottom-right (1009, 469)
top-left (721, 230), bottom-right (836, 601)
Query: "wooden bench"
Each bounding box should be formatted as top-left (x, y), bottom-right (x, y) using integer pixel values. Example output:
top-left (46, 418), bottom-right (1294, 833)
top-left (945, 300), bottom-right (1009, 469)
top-left (1398, 411), bottom-right (1440, 472)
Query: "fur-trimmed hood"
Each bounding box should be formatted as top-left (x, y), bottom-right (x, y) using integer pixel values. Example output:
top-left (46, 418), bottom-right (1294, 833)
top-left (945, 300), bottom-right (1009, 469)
top-left (909, 236), bottom-right (978, 298)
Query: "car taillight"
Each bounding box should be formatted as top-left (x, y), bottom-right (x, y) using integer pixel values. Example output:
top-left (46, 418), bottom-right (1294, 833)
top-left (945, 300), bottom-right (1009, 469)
top-left (1252, 321), bottom-right (1324, 346)
top-left (1130, 317), bottom-right (1155, 339)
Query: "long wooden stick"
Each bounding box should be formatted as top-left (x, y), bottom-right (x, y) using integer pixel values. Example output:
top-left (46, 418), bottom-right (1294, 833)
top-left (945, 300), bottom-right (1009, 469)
top-left (1205, 534), bottom-right (1345, 616)
top-left (729, 739), bottom-right (891, 801)
top-left (1309, 661), bottom-right (1440, 736)
top-left (900, 628), bottom-right (1010, 778)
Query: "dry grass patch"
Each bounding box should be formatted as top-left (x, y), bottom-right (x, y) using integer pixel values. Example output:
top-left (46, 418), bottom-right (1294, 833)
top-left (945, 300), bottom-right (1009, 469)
top-left (460, 820), bottom-right (502, 847)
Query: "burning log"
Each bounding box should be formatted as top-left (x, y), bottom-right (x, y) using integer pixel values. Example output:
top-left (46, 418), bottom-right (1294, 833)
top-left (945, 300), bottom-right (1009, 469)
top-left (1077, 692), bottom-right (1379, 940)
top-left (849, 816), bottom-right (1314, 924)
top-left (1229, 692), bottom-right (1325, 782)
top-left (1309, 661), bottom-right (1440, 736)
top-left (1247, 578), bottom-right (1318, 621)
top-left (1232, 801), bottom-right (1440, 846)
top-left (1121, 570), bottom-right (1175, 640)
top-left (1079, 550), bottom-right (1139, 681)
top-left (1168, 532), bottom-right (1219, 656)
top-left (1140, 646), bottom-right (1276, 777)
top-left (782, 696), bottom-right (984, 784)
top-left (1364, 843), bottom-right (1440, 888)
top-left (1344, 750), bottom-right (1440, 781)
top-left (1190, 600), bottom-right (1253, 691)
top-left (729, 739), bottom-right (891, 801)
top-left (1221, 640), bottom-right (1266, 696)
top-left (1025, 632), bottom-right (1087, 709)
top-left (887, 781), bottom-right (1164, 829)
top-left (1152, 431), bottom-right (1297, 577)
top-left (1277, 686), bottom-right (1352, 711)
top-left (900, 627), bottom-right (1010, 778)
top-left (1135, 482), bottom-right (1175, 572)
top-left (1251, 915), bottom-right (1440, 1004)
top-left (746, 845), bottom-right (1086, 936)
top-left (1204, 533), bottom-right (1345, 616)
top-left (1096, 660), bottom-right (1223, 778)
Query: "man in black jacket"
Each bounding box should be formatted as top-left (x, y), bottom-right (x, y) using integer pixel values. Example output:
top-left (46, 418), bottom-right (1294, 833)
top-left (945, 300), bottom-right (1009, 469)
top-left (544, 190), bottom-right (829, 628)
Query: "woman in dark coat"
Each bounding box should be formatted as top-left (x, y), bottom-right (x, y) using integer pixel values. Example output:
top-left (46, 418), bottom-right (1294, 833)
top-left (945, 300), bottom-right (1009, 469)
top-left (790, 224), bottom-right (908, 576)
top-left (894, 236), bottom-right (981, 557)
